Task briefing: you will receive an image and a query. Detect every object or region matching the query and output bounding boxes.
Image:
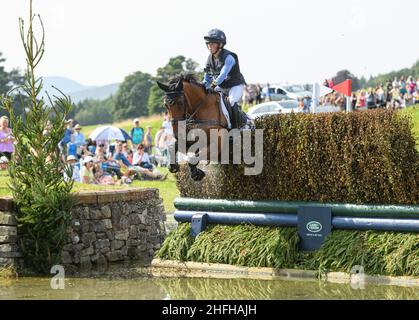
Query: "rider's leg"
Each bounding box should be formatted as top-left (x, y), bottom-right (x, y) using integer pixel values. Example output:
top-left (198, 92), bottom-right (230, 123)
top-left (228, 85), bottom-right (244, 129)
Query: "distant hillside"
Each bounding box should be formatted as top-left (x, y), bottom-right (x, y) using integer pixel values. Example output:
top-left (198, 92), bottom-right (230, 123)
top-left (39, 76), bottom-right (119, 103)
top-left (40, 76), bottom-right (94, 99)
top-left (69, 83), bottom-right (119, 103)
top-left (365, 60), bottom-right (419, 88)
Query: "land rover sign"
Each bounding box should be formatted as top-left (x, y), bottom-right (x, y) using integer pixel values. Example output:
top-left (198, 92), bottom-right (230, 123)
top-left (298, 207), bottom-right (332, 251)
top-left (306, 221), bottom-right (322, 233)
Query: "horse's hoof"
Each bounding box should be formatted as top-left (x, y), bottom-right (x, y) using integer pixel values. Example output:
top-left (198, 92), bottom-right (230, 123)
top-left (168, 163), bottom-right (180, 173)
top-left (191, 168), bottom-right (205, 181)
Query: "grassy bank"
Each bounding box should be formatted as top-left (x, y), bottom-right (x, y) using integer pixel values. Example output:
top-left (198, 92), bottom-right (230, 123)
top-left (157, 223), bottom-right (419, 277)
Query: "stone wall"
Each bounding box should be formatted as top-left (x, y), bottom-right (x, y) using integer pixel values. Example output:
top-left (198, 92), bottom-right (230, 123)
top-left (0, 188), bottom-right (166, 273)
top-left (0, 197), bottom-right (19, 267)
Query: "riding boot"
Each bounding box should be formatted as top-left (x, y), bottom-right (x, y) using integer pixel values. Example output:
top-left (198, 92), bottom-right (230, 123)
top-left (231, 103), bottom-right (241, 129)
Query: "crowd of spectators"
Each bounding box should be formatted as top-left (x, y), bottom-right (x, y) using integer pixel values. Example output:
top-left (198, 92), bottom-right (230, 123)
top-left (60, 112), bottom-right (176, 185)
top-left (351, 76), bottom-right (418, 111)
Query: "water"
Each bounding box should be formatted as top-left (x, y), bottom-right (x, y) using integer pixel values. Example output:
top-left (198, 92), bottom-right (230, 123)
top-left (0, 276), bottom-right (417, 300)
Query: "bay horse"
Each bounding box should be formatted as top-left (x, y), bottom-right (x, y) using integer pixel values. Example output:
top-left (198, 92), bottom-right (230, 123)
top-left (157, 73), bottom-right (232, 181)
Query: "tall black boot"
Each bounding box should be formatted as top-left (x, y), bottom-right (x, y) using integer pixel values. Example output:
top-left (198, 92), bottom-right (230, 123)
top-left (231, 103), bottom-right (242, 129)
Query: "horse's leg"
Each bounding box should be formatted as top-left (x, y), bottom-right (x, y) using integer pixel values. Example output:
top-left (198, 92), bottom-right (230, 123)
top-left (188, 145), bottom-right (206, 181)
top-left (167, 140), bottom-right (180, 173)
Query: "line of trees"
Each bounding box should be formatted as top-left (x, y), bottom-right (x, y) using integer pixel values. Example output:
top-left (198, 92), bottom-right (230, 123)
top-left (0, 52), bottom-right (203, 125)
top-left (71, 55), bottom-right (203, 125)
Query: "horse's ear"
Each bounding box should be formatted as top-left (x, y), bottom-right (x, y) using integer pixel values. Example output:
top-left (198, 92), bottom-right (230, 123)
top-left (156, 81), bottom-right (170, 92)
top-left (175, 79), bottom-right (183, 92)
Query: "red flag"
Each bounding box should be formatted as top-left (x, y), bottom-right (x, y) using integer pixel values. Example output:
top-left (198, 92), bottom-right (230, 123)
top-left (332, 79), bottom-right (352, 97)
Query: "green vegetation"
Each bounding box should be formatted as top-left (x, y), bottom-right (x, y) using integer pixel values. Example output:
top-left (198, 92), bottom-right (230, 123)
top-left (364, 60), bottom-right (419, 88)
top-left (159, 107), bottom-right (419, 277)
top-left (1, 1), bottom-right (76, 273)
top-left (157, 224), bottom-right (419, 277)
top-left (177, 108), bottom-right (419, 204)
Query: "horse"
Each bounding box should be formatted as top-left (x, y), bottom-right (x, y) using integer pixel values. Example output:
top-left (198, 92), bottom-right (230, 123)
top-left (157, 73), bottom-right (233, 181)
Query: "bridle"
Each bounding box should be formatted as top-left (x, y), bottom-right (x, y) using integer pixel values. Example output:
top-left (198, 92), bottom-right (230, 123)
top-left (164, 84), bottom-right (227, 129)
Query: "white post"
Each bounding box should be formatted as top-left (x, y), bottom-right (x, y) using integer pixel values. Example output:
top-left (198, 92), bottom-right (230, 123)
top-left (346, 96), bottom-right (352, 112)
top-left (311, 83), bottom-right (319, 113)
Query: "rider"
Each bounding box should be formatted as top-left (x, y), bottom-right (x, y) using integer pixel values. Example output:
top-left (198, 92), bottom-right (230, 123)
top-left (203, 29), bottom-right (246, 129)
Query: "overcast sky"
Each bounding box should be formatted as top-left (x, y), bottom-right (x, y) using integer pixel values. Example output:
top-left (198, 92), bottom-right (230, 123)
top-left (1, 0), bottom-right (418, 86)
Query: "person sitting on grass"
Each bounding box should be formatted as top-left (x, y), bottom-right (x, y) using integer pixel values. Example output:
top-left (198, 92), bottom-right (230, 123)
top-left (80, 156), bottom-right (95, 184)
top-left (93, 160), bottom-right (115, 185)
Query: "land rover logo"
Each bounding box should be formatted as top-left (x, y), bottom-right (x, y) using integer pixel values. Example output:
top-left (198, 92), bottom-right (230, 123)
top-left (306, 221), bottom-right (322, 233)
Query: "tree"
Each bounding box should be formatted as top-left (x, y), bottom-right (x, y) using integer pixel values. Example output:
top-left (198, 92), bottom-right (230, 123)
top-left (0, 52), bottom-right (26, 118)
top-left (363, 60), bottom-right (419, 88)
top-left (113, 71), bottom-right (153, 120)
top-left (1, 0), bottom-right (76, 273)
top-left (147, 55), bottom-right (202, 115)
top-left (332, 69), bottom-right (361, 91)
top-left (0, 52), bottom-right (23, 94)
top-left (75, 96), bottom-right (114, 125)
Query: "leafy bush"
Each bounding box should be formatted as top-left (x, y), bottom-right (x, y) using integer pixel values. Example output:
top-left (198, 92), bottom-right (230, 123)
top-left (177, 110), bottom-right (419, 204)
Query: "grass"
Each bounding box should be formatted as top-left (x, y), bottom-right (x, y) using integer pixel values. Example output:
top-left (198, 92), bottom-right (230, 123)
top-left (157, 223), bottom-right (419, 277)
top-left (0, 167), bottom-right (179, 214)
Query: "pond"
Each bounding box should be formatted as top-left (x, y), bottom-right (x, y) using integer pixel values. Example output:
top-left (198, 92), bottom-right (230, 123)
top-left (0, 276), bottom-right (417, 300)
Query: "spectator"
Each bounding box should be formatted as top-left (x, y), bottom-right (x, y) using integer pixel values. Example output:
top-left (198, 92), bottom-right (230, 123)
top-left (143, 125), bottom-right (153, 154)
top-left (130, 118), bottom-right (144, 149)
top-left (366, 89), bottom-right (376, 109)
top-left (132, 143), bottom-right (153, 169)
top-left (162, 111), bottom-right (173, 135)
top-left (80, 156), bottom-right (95, 184)
top-left (59, 119), bottom-right (74, 162)
top-left (0, 116), bottom-right (14, 161)
top-left (255, 83), bottom-right (262, 104)
top-left (73, 124), bottom-right (85, 155)
top-left (65, 155), bottom-right (81, 183)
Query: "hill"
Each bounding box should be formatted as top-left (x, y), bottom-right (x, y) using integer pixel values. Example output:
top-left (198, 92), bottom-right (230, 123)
top-left (40, 76), bottom-right (119, 103)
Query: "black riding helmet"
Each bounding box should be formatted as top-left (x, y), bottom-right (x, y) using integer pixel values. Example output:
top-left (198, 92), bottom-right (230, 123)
top-left (204, 29), bottom-right (226, 45)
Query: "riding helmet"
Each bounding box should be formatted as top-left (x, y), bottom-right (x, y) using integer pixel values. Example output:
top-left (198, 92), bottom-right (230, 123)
top-left (204, 29), bottom-right (226, 45)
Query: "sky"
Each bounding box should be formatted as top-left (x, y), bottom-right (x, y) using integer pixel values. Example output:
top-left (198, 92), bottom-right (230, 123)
top-left (1, 0), bottom-right (418, 87)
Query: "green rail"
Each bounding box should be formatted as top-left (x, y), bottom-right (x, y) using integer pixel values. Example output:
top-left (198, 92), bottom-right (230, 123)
top-left (174, 198), bottom-right (419, 219)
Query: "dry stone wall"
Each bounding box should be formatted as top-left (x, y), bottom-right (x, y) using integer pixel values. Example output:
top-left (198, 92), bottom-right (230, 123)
top-left (0, 188), bottom-right (166, 273)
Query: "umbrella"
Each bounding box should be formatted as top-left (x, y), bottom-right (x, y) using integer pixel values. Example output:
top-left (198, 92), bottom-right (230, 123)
top-left (88, 126), bottom-right (131, 141)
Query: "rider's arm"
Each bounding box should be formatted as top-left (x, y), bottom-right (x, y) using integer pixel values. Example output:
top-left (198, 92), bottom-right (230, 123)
top-left (214, 54), bottom-right (236, 86)
top-left (203, 72), bottom-right (212, 88)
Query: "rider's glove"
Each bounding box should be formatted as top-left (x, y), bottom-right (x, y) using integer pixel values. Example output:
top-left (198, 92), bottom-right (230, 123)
top-left (210, 80), bottom-right (218, 89)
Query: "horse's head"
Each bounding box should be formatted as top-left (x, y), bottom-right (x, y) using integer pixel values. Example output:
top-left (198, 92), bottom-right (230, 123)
top-left (157, 73), bottom-right (207, 138)
top-left (156, 78), bottom-right (185, 138)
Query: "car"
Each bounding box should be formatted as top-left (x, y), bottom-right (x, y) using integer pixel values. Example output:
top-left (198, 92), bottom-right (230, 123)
top-left (247, 100), bottom-right (301, 119)
top-left (261, 84), bottom-right (312, 101)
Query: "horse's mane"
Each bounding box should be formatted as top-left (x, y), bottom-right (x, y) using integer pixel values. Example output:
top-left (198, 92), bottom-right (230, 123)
top-left (167, 72), bottom-right (205, 91)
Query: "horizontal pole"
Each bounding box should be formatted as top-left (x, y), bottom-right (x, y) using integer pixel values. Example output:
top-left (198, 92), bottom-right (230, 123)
top-left (174, 210), bottom-right (419, 233)
top-left (175, 210), bottom-right (297, 227)
top-left (174, 198), bottom-right (419, 219)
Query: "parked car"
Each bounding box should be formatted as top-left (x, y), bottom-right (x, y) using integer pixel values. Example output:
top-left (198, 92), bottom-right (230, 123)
top-left (261, 84), bottom-right (312, 101)
top-left (247, 100), bottom-right (301, 119)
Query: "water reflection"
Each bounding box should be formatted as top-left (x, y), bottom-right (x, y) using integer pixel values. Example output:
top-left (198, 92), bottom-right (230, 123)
top-left (0, 276), bottom-right (417, 300)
